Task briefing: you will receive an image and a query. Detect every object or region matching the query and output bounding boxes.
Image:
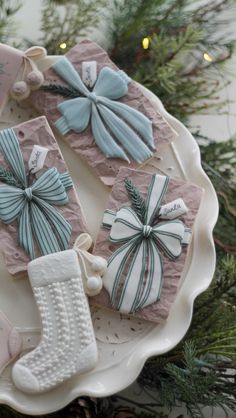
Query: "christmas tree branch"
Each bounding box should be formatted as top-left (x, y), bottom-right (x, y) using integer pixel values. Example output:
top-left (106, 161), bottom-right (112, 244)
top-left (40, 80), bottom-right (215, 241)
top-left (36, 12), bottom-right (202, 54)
top-left (40, 84), bottom-right (81, 98)
top-left (124, 178), bottom-right (147, 223)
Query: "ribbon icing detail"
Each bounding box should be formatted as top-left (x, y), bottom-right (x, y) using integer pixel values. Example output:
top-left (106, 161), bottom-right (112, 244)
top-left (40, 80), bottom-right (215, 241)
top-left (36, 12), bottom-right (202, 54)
top-left (51, 57), bottom-right (155, 163)
top-left (102, 174), bottom-right (191, 314)
top-left (0, 128), bottom-right (73, 259)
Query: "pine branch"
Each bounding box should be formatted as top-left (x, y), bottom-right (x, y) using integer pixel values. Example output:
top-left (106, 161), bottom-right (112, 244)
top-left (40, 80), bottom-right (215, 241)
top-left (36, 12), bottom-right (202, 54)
top-left (124, 178), bottom-right (147, 223)
top-left (0, 166), bottom-right (22, 187)
top-left (138, 341), bottom-right (236, 416)
top-left (40, 83), bottom-right (81, 98)
top-left (39, 0), bottom-right (108, 55)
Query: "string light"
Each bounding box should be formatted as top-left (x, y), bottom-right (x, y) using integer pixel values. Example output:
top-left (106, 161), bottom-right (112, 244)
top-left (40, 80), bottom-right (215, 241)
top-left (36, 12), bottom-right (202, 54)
top-left (142, 37), bottom-right (150, 50)
top-left (59, 42), bottom-right (67, 50)
top-left (203, 52), bottom-right (213, 62)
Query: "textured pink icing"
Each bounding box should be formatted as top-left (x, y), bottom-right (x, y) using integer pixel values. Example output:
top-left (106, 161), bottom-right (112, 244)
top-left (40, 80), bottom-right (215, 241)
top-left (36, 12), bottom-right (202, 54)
top-left (91, 167), bottom-right (203, 323)
top-left (0, 116), bottom-right (88, 276)
top-left (30, 40), bottom-right (176, 186)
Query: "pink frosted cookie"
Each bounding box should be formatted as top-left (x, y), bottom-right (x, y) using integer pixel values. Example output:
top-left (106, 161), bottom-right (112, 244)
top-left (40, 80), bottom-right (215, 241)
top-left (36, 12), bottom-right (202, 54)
top-left (0, 116), bottom-right (88, 275)
top-left (91, 167), bottom-right (203, 323)
top-left (30, 39), bottom-right (176, 186)
top-left (0, 310), bottom-right (22, 373)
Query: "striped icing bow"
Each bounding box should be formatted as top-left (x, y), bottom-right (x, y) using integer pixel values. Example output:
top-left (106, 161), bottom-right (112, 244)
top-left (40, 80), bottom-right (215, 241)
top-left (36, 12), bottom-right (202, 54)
top-left (102, 174), bottom-right (191, 314)
top-left (0, 128), bottom-right (72, 259)
top-left (52, 57), bottom-right (155, 163)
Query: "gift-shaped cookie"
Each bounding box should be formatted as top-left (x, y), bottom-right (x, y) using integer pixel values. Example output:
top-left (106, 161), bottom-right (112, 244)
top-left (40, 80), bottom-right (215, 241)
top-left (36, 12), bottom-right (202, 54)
top-left (91, 167), bottom-right (203, 323)
top-left (0, 44), bottom-right (46, 115)
top-left (30, 40), bottom-right (176, 186)
top-left (0, 116), bottom-right (88, 275)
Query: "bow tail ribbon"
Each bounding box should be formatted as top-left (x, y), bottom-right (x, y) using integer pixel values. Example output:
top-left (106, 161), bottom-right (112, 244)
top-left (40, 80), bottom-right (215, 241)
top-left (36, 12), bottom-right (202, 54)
top-left (99, 97), bottom-right (154, 149)
top-left (18, 199), bottom-right (72, 259)
top-left (103, 237), bottom-right (138, 310)
top-left (18, 203), bottom-right (35, 259)
top-left (134, 239), bottom-right (163, 311)
top-left (91, 105), bottom-right (130, 162)
top-left (97, 104), bottom-right (153, 164)
top-left (103, 237), bottom-right (163, 314)
top-left (32, 197), bottom-right (72, 253)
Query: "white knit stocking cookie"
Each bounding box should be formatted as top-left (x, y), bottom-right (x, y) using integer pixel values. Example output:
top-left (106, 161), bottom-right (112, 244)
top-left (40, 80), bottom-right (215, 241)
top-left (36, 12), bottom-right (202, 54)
top-left (12, 250), bottom-right (98, 394)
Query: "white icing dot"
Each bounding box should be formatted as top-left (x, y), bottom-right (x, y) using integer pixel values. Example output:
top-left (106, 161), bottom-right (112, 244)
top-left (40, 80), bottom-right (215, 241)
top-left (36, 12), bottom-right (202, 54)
top-left (87, 276), bottom-right (101, 290)
top-left (91, 257), bottom-right (107, 274)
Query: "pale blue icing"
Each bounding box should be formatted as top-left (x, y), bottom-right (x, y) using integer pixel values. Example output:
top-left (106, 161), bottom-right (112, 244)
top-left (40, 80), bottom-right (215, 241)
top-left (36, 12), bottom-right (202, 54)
top-left (52, 57), bottom-right (155, 163)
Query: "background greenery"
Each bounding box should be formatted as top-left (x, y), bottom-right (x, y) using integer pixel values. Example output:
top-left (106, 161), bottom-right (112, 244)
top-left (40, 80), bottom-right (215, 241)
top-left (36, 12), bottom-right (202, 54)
top-left (0, 1), bottom-right (236, 417)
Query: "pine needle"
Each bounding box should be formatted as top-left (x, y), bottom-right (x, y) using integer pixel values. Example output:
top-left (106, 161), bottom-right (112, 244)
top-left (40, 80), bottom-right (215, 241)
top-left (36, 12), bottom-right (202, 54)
top-left (124, 178), bottom-right (147, 223)
top-left (0, 166), bottom-right (22, 187)
top-left (41, 84), bottom-right (81, 98)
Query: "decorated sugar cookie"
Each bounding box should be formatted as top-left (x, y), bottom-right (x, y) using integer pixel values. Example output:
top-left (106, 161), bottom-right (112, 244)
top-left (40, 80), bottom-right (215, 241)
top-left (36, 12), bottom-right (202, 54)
top-left (91, 167), bottom-right (203, 323)
top-left (29, 40), bottom-right (176, 186)
top-left (0, 116), bottom-right (88, 275)
top-left (12, 249), bottom-right (98, 394)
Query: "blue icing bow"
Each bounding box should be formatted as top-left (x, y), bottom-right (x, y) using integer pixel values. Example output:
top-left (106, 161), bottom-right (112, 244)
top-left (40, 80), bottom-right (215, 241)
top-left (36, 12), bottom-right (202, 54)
top-left (52, 57), bottom-right (155, 163)
top-left (0, 128), bottom-right (73, 259)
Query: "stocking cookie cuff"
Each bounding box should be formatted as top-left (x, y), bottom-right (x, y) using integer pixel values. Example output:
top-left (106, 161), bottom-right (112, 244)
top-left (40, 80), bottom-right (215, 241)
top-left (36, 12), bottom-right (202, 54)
top-left (28, 249), bottom-right (79, 287)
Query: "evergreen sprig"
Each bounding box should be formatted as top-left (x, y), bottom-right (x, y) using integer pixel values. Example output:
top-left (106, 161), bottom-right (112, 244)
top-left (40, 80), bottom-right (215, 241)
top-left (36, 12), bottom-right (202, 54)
top-left (0, 166), bottom-right (22, 187)
top-left (124, 178), bottom-right (147, 223)
top-left (109, 0), bottom-right (236, 121)
top-left (39, 0), bottom-right (108, 55)
top-left (41, 84), bottom-right (81, 99)
top-left (0, 0), bottom-right (22, 44)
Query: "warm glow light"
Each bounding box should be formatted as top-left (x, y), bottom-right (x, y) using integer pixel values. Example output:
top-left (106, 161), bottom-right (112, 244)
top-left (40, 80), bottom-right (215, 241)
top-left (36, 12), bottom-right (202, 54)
top-left (203, 52), bottom-right (213, 62)
top-left (142, 37), bottom-right (150, 50)
top-left (59, 42), bottom-right (67, 50)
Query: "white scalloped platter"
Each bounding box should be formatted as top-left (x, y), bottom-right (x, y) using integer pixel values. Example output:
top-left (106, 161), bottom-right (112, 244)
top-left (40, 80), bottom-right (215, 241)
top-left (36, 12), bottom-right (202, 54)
top-left (0, 58), bottom-right (218, 415)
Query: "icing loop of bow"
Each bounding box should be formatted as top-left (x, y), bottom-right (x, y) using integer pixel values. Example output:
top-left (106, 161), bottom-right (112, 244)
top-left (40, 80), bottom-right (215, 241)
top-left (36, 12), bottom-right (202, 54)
top-left (0, 128), bottom-right (73, 259)
top-left (52, 57), bottom-right (155, 163)
top-left (102, 174), bottom-right (191, 314)
top-left (73, 233), bottom-right (106, 297)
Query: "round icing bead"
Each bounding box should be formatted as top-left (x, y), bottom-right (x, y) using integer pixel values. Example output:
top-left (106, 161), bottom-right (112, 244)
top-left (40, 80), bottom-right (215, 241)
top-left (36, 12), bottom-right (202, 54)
top-left (87, 276), bottom-right (101, 291)
top-left (26, 70), bottom-right (44, 89)
top-left (91, 257), bottom-right (107, 275)
top-left (10, 81), bottom-right (30, 100)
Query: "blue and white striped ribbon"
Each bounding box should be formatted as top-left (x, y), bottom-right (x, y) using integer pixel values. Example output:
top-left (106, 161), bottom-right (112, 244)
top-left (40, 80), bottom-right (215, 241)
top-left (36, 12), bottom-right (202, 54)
top-left (0, 128), bottom-right (73, 259)
top-left (102, 174), bottom-right (191, 314)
